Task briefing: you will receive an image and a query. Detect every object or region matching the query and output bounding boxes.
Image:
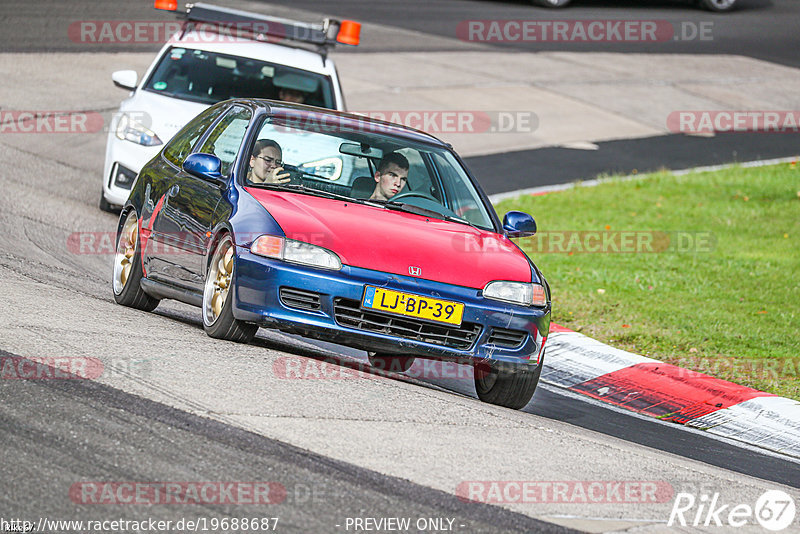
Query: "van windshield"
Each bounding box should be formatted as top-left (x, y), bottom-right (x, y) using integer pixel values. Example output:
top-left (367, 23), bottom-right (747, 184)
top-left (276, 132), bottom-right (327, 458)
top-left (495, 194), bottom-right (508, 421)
top-left (143, 47), bottom-right (335, 109)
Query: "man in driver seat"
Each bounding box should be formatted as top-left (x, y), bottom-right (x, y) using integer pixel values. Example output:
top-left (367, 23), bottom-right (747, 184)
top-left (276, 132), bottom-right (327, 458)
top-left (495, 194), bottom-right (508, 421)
top-left (278, 88), bottom-right (307, 104)
top-left (370, 152), bottom-right (409, 201)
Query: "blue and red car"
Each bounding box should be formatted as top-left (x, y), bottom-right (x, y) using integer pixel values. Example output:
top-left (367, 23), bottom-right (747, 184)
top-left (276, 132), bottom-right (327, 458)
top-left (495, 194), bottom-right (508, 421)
top-left (113, 99), bottom-right (551, 409)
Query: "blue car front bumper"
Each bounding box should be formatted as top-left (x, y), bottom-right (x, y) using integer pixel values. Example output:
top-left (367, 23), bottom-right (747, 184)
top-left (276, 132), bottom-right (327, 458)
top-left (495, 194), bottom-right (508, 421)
top-left (232, 248), bottom-right (550, 369)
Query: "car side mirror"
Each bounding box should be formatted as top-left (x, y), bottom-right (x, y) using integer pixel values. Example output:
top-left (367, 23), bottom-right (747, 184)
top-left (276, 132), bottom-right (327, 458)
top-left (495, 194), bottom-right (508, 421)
top-left (183, 153), bottom-right (226, 188)
top-left (112, 70), bottom-right (138, 91)
top-left (503, 211), bottom-right (537, 238)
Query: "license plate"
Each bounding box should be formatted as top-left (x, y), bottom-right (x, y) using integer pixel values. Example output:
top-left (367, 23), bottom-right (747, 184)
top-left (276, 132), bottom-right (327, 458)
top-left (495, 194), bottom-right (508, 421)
top-left (362, 286), bottom-right (464, 326)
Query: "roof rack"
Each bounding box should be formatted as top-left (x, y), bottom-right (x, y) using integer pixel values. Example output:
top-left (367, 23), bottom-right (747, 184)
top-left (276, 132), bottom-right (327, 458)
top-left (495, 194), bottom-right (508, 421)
top-left (155, 1), bottom-right (360, 60)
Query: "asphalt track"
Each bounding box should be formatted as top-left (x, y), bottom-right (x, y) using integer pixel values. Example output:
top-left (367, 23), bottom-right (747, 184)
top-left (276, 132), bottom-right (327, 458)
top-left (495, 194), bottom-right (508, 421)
top-left (465, 132), bottom-right (800, 195)
top-left (257, 0), bottom-right (800, 190)
top-left (251, 337), bottom-right (800, 489)
top-left (4, 0), bottom-right (798, 192)
top-left (2, 1), bottom-right (800, 532)
top-left (6, 0), bottom-right (799, 67)
top-left (0, 349), bottom-right (574, 534)
top-left (262, 0), bottom-right (800, 68)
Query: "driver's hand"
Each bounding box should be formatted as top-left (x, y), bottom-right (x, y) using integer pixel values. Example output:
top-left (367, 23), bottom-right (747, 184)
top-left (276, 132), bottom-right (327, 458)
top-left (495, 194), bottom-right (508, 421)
top-left (268, 167), bottom-right (291, 184)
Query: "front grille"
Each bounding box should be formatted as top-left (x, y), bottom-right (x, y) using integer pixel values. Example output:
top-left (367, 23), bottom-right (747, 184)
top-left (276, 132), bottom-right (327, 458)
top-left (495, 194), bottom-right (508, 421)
top-left (487, 327), bottom-right (528, 348)
top-left (280, 287), bottom-right (322, 311)
top-left (333, 298), bottom-right (481, 350)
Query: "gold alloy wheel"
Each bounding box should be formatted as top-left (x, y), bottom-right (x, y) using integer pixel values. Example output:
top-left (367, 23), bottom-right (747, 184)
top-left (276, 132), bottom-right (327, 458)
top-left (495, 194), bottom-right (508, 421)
top-left (113, 212), bottom-right (138, 295)
top-left (203, 237), bottom-right (234, 326)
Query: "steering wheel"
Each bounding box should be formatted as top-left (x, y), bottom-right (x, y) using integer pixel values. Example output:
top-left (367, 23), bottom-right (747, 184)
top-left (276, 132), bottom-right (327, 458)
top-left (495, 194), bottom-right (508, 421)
top-left (389, 190), bottom-right (438, 203)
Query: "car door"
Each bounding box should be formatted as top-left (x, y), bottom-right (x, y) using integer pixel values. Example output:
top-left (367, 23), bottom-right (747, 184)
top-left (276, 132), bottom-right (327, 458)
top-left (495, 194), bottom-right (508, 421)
top-left (165, 104), bottom-right (254, 289)
top-left (145, 105), bottom-right (227, 285)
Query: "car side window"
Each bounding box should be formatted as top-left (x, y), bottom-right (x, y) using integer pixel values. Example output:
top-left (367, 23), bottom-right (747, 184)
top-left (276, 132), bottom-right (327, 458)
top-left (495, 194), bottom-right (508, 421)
top-left (197, 106), bottom-right (253, 177)
top-left (163, 105), bottom-right (226, 167)
top-left (432, 152), bottom-right (493, 229)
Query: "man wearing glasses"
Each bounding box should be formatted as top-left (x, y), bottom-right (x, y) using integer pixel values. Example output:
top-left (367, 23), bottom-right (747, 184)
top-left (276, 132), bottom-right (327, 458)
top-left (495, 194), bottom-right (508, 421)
top-left (248, 139), bottom-right (291, 184)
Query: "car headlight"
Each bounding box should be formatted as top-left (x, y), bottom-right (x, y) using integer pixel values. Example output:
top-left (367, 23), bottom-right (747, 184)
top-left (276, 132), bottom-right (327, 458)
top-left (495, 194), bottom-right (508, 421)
top-left (115, 113), bottom-right (162, 146)
top-left (250, 235), bottom-right (341, 270)
top-left (483, 281), bottom-right (547, 307)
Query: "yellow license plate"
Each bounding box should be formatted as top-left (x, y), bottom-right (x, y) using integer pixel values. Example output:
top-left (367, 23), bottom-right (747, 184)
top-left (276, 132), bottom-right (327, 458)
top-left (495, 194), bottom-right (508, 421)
top-left (362, 286), bottom-right (464, 326)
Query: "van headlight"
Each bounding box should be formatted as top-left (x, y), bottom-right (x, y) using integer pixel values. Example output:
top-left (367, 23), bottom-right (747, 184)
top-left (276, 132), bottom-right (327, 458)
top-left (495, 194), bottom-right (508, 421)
top-left (115, 113), bottom-right (162, 146)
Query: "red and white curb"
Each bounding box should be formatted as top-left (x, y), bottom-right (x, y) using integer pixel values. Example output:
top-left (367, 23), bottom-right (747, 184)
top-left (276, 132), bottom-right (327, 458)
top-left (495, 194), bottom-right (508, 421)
top-left (488, 157), bottom-right (799, 458)
top-left (542, 324), bottom-right (800, 459)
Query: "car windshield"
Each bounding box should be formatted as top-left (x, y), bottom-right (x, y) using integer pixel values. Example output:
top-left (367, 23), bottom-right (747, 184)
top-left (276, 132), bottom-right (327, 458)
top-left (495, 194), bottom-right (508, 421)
top-left (143, 47), bottom-right (335, 108)
top-left (244, 113), bottom-right (496, 230)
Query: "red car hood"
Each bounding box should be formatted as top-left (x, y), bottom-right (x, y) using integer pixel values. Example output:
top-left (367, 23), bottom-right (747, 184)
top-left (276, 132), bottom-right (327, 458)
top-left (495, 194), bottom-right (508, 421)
top-left (245, 188), bottom-right (532, 289)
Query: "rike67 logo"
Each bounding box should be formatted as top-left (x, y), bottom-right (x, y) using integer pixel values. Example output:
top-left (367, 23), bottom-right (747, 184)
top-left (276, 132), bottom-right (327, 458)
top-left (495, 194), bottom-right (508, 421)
top-left (668, 490), bottom-right (796, 531)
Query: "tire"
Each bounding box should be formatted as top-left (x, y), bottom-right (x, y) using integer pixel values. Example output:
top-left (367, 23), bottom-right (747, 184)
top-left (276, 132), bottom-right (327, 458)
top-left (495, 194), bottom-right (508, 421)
top-left (368, 353), bottom-right (415, 373)
top-left (474, 361), bottom-right (542, 409)
top-left (112, 210), bottom-right (159, 311)
top-left (699, 0), bottom-right (737, 11)
top-left (202, 234), bottom-right (258, 343)
top-left (532, 0), bottom-right (572, 7)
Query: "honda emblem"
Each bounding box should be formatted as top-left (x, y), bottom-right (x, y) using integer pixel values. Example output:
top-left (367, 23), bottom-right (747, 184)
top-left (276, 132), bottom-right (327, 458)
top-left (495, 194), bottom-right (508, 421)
top-left (408, 266), bottom-right (421, 276)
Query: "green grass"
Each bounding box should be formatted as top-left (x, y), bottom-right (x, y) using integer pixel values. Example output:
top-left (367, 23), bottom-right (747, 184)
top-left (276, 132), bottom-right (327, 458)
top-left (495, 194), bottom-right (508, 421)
top-left (495, 163), bottom-right (800, 400)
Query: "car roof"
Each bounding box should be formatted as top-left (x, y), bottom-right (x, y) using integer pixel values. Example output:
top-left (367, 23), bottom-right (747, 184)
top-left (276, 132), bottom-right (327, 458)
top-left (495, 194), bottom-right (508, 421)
top-left (233, 99), bottom-right (450, 148)
top-left (167, 30), bottom-right (336, 75)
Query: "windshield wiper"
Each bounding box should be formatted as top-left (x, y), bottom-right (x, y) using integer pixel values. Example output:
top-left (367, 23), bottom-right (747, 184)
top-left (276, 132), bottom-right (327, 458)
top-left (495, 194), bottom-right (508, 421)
top-left (252, 182), bottom-right (350, 201)
top-left (252, 183), bottom-right (384, 206)
top-left (370, 200), bottom-right (441, 218)
top-left (441, 214), bottom-right (480, 229)
top-left (373, 200), bottom-right (479, 228)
